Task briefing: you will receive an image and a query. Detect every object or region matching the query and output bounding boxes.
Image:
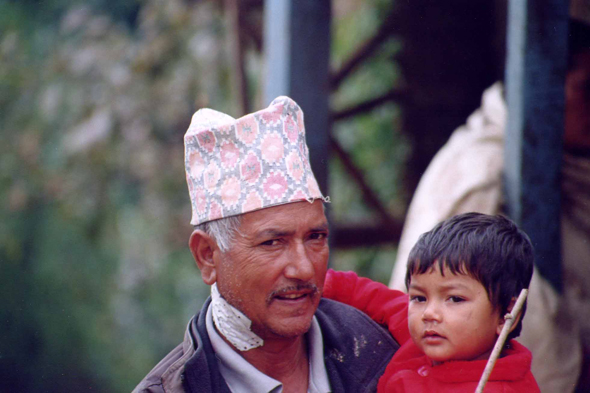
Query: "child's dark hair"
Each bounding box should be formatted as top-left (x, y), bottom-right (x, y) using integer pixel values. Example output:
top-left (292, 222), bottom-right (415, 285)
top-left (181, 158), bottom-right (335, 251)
top-left (405, 212), bottom-right (534, 340)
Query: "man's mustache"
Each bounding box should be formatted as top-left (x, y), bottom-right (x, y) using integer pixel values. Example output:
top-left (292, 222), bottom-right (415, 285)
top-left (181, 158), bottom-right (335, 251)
top-left (267, 283), bottom-right (320, 302)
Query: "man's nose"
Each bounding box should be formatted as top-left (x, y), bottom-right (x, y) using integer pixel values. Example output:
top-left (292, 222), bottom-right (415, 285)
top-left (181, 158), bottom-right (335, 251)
top-left (284, 242), bottom-right (315, 281)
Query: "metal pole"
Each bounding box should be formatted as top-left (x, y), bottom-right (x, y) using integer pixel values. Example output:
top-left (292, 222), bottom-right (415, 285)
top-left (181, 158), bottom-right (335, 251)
top-left (504, 0), bottom-right (569, 291)
top-left (263, 0), bottom-right (331, 196)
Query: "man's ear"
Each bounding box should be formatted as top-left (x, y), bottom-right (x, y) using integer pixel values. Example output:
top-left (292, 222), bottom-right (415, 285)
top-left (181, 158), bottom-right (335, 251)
top-left (496, 297), bottom-right (522, 335)
top-left (189, 230), bottom-right (218, 285)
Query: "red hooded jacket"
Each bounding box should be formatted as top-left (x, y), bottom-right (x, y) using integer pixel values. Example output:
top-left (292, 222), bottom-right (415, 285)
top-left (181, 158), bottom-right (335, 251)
top-left (323, 269), bottom-right (540, 393)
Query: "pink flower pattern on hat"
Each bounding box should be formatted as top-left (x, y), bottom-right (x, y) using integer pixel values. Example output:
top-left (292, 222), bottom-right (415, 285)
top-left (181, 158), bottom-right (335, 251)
top-left (197, 130), bottom-right (217, 154)
top-left (307, 176), bottom-right (321, 197)
top-left (284, 114), bottom-right (299, 144)
top-left (240, 152), bottom-right (262, 184)
top-left (236, 115), bottom-right (258, 145)
top-left (242, 191), bottom-right (263, 212)
top-left (195, 188), bottom-right (207, 215)
top-left (260, 133), bottom-right (284, 163)
top-left (188, 150), bottom-right (206, 179)
top-left (220, 140), bottom-right (240, 169)
top-left (204, 162), bottom-right (221, 190)
top-left (218, 123), bottom-right (233, 135)
top-left (286, 150), bottom-right (304, 183)
top-left (208, 201), bottom-right (222, 222)
top-left (263, 172), bottom-right (289, 202)
top-left (260, 104), bottom-right (283, 125)
top-left (291, 189), bottom-right (308, 202)
top-left (220, 176), bottom-right (241, 208)
top-left (184, 96), bottom-right (328, 225)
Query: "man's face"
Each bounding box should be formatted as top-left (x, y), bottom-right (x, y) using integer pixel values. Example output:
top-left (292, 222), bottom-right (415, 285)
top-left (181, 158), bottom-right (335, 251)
top-left (564, 49), bottom-right (590, 151)
top-left (407, 264), bottom-right (503, 365)
top-left (214, 200), bottom-right (329, 340)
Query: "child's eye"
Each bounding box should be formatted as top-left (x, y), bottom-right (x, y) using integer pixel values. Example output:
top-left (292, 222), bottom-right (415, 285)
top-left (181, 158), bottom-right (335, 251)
top-left (410, 295), bottom-right (426, 303)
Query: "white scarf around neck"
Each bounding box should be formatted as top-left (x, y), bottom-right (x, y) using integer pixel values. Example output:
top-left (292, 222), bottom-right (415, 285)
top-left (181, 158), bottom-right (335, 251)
top-left (210, 283), bottom-right (264, 351)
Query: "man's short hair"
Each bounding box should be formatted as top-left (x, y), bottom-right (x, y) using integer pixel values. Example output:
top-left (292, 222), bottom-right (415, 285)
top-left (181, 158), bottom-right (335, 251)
top-left (194, 215), bottom-right (242, 253)
top-left (405, 212), bottom-right (534, 340)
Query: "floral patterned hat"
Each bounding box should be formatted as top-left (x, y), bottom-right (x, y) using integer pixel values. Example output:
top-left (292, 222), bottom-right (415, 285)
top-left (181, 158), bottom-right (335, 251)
top-left (184, 96), bottom-right (328, 226)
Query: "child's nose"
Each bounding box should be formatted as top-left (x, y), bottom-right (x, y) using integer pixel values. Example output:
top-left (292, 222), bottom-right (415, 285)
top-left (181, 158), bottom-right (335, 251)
top-left (422, 301), bottom-right (442, 322)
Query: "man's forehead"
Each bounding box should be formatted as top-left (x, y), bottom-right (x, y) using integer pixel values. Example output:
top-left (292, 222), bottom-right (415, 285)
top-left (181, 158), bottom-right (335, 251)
top-left (240, 201), bottom-right (328, 233)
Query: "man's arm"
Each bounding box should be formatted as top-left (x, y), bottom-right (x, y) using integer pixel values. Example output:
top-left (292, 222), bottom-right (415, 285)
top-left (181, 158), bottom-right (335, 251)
top-left (323, 269), bottom-right (411, 344)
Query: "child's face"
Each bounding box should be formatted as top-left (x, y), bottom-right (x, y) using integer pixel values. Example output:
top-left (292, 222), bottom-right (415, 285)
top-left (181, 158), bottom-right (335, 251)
top-left (407, 264), bottom-right (504, 365)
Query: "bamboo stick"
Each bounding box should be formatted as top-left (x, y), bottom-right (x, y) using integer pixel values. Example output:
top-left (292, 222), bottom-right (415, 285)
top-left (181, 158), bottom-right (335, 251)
top-left (475, 288), bottom-right (528, 393)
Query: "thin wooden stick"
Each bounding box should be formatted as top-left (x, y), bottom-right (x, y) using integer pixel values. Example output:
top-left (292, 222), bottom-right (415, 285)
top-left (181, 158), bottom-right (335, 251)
top-left (475, 288), bottom-right (528, 393)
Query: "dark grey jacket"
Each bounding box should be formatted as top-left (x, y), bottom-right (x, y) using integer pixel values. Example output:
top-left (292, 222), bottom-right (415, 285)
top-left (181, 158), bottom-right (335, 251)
top-left (133, 298), bottom-right (399, 393)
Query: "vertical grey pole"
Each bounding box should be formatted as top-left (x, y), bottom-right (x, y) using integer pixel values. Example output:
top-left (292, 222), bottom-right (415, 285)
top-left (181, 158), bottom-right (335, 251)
top-left (264, 0), bottom-right (291, 102)
top-left (504, 0), bottom-right (569, 291)
top-left (263, 0), bottom-right (331, 196)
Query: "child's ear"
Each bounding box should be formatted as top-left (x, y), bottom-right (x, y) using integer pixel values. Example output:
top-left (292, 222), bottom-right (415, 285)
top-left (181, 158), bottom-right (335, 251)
top-left (496, 297), bottom-right (522, 335)
top-left (189, 230), bottom-right (218, 285)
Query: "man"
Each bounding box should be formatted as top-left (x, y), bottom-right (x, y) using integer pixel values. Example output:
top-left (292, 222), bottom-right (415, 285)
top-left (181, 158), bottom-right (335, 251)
top-left (134, 96), bottom-right (399, 392)
top-left (389, 7), bottom-right (590, 393)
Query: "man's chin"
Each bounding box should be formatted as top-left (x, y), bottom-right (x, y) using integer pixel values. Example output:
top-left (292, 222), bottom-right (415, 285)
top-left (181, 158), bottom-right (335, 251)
top-left (254, 314), bottom-right (315, 341)
top-left (270, 321), bottom-right (314, 340)
top-left (252, 294), bottom-right (320, 340)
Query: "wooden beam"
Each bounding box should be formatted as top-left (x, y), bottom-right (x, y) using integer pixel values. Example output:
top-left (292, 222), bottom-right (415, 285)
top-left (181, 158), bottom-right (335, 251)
top-left (329, 135), bottom-right (399, 231)
top-left (331, 88), bottom-right (408, 121)
top-left (330, 9), bottom-right (398, 90)
top-left (332, 223), bottom-right (402, 248)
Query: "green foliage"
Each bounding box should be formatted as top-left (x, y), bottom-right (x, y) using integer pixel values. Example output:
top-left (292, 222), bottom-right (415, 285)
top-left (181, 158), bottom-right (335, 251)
top-left (332, 246), bottom-right (397, 285)
top-left (0, 0), bottom-right (406, 391)
top-left (0, 0), bottom-right (141, 29)
top-left (0, 0), bottom-right (231, 391)
top-left (331, 0), bottom-right (407, 222)
top-left (329, 1), bottom-right (407, 283)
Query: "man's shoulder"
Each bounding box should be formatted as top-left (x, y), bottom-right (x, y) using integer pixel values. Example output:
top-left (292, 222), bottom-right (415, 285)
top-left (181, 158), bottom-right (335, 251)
top-left (316, 298), bottom-right (399, 391)
top-left (133, 302), bottom-right (209, 393)
top-left (317, 298), bottom-right (398, 347)
top-left (318, 297), bottom-right (389, 324)
top-left (132, 343), bottom-right (188, 393)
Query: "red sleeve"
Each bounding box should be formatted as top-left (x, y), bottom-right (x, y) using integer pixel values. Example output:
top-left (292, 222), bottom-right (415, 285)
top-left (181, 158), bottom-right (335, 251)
top-left (323, 269), bottom-right (411, 344)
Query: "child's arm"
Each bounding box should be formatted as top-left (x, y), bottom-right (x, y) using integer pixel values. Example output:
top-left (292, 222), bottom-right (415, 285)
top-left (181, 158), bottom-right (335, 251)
top-left (323, 269), bottom-right (411, 344)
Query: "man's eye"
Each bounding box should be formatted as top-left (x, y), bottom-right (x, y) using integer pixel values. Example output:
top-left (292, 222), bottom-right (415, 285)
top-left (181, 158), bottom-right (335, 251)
top-left (260, 239), bottom-right (279, 246)
top-left (449, 296), bottom-right (465, 303)
top-left (309, 232), bottom-right (328, 241)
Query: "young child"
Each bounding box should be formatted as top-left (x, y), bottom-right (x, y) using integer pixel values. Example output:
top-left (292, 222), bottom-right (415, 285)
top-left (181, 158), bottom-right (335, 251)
top-left (323, 212), bottom-right (540, 392)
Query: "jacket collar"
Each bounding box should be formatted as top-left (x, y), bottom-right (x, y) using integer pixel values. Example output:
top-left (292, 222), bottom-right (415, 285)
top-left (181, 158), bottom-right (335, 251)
top-left (175, 298), bottom-right (399, 393)
top-left (391, 339), bottom-right (533, 383)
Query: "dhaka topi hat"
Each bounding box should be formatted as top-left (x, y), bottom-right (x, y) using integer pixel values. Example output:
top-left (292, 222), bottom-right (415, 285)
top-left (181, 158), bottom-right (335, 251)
top-left (184, 96), bottom-right (329, 226)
